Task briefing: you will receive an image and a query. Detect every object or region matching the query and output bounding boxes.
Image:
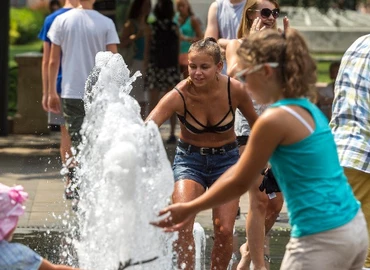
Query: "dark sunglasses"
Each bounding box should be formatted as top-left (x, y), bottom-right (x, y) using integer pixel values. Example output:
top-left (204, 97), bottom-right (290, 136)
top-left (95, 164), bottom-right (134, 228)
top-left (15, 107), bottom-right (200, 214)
top-left (250, 8), bottom-right (280, 19)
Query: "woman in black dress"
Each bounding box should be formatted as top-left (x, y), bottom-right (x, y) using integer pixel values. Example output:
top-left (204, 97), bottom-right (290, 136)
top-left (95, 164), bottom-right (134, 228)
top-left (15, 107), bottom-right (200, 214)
top-left (146, 0), bottom-right (181, 143)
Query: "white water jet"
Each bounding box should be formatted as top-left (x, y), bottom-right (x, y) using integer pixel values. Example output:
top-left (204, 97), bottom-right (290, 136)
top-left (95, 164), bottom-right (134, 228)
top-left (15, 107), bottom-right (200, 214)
top-left (193, 222), bottom-right (206, 270)
top-left (74, 52), bottom-right (176, 270)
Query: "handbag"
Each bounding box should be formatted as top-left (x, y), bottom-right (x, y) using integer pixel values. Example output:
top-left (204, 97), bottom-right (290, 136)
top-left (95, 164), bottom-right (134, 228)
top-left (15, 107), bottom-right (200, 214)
top-left (259, 168), bottom-right (281, 194)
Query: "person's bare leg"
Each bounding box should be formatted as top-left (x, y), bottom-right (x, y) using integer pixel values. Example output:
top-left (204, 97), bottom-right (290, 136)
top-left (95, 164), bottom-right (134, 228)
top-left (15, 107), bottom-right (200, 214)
top-left (172, 180), bottom-right (205, 270)
top-left (60, 125), bottom-right (72, 165)
top-left (264, 234), bottom-right (270, 270)
top-left (265, 193), bottom-right (283, 233)
top-left (245, 178), bottom-right (268, 270)
top-left (211, 199), bottom-right (239, 270)
top-left (236, 145), bottom-right (255, 270)
top-left (238, 242), bottom-right (250, 270)
top-left (238, 191), bottom-right (283, 270)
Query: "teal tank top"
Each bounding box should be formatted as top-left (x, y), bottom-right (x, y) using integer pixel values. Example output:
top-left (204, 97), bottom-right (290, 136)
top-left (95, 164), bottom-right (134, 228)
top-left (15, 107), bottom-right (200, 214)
top-left (269, 98), bottom-right (360, 238)
top-left (174, 13), bottom-right (196, 54)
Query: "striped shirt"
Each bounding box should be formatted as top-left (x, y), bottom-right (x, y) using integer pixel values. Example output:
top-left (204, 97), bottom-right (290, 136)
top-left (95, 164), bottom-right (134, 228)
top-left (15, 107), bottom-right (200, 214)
top-left (0, 240), bottom-right (42, 269)
top-left (330, 34), bottom-right (370, 173)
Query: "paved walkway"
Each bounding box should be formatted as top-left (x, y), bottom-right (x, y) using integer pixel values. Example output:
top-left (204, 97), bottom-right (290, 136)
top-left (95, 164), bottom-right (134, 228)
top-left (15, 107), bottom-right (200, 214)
top-left (0, 125), bottom-right (289, 233)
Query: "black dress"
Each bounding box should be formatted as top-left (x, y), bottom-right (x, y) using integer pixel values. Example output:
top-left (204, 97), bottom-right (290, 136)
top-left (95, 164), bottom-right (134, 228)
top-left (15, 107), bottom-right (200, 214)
top-left (146, 19), bottom-right (181, 92)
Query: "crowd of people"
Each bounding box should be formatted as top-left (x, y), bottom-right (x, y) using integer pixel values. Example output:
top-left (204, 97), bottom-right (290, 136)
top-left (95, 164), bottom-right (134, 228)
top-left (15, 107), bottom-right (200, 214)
top-left (1, 0), bottom-right (370, 269)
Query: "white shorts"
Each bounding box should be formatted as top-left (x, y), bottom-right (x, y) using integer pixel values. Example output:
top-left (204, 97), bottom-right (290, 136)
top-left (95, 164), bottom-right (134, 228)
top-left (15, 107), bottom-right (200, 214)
top-left (281, 210), bottom-right (368, 270)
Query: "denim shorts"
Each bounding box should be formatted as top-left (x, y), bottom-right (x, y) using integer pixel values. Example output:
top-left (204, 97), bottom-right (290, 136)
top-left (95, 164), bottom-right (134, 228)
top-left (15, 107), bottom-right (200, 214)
top-left (173, 144), bottom-right (239, 189)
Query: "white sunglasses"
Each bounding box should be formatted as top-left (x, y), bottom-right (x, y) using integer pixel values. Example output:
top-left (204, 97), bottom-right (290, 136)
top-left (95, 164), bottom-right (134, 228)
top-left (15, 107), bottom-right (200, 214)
top-left (235, 62), bottom-right (279, 83)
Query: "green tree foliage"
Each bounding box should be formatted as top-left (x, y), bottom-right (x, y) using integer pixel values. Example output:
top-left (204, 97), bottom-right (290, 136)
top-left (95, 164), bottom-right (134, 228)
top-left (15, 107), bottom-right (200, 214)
top-left (8, 67), bottom-right (18, 116)
top-left (9, 8), bottom-right (44, 45)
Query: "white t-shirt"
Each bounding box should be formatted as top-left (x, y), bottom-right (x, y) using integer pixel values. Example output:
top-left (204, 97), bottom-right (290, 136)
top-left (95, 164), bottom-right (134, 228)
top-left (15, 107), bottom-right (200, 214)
top-left (48, 9), bottom-right (120, 99)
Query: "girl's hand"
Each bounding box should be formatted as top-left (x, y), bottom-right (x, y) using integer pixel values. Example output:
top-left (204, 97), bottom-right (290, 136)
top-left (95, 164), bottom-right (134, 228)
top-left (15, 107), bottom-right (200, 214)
top-left (250, 18), bottom-right (266, 35)
top-left (278, 16), bottom-right (290, 33)
top-left (283, 16), bottom-right (290, 32)
top-left (150, 203), bottom-right (194, 232)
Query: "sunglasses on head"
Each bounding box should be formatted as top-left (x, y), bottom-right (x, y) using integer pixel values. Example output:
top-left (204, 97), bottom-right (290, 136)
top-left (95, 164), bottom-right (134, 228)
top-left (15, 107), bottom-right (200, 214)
top-left (250, 8), bottom-right (280, 19)
top-left (235, 62), bottom-right (279, 84)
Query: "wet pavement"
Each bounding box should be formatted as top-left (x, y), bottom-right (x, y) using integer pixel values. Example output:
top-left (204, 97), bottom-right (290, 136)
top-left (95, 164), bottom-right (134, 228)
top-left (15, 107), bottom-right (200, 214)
top-left (0, 126), bottom-right (289, 231)
top-left (0, 124), bottom-right (290, 268)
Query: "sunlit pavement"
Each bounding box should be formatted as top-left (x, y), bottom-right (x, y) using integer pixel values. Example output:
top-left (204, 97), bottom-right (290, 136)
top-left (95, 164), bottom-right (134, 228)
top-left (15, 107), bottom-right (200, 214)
top-left (0, 124), bottom-right (288, 232)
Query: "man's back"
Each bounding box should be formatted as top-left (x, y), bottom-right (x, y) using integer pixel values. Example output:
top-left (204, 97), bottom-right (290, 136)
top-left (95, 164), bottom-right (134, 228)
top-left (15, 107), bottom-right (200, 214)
top-left (216, 0), bottom-right (245, 39)
top-left (48, 8), bottom-right (119, 99)
top-left (204, 0), bottom-right (245, 74)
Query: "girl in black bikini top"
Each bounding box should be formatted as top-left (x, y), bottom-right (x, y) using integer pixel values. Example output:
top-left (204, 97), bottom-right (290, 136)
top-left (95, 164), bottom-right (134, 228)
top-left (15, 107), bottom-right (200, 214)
top-left (175, 77), bottom-right (235, 134)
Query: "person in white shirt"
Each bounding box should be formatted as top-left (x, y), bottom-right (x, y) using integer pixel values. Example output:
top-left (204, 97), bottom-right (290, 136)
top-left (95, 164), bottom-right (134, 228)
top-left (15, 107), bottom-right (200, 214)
top-left (47, 0), bottom-right (120, 205)
top-left (47, 0), bottom-right (119, 151)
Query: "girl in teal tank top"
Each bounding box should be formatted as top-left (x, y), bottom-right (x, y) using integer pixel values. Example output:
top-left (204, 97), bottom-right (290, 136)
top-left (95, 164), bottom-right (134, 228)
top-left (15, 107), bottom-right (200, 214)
top-left (174, 0), bottom-right (203, 76)
top-left (152, 28), bottom-right (368, 270)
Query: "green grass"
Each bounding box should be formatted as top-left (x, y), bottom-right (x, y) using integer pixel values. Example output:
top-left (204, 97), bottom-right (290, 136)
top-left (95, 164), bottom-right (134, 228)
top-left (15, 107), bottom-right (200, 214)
top-left (8, 40), bottom-right (43, 68)
top-left (316, 61), bottom-right (331, 83)
top-left (312, 53), bottom-right (343, 83)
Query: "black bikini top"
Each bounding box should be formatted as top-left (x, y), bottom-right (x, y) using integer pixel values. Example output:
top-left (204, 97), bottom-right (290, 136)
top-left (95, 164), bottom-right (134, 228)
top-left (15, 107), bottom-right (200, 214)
top-left (175, 77), bottom-right (235, 134)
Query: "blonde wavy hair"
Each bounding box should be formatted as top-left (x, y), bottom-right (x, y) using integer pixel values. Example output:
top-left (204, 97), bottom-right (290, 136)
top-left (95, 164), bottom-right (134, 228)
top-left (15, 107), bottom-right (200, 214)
top-left (237, 0), bottom-right (279, 39)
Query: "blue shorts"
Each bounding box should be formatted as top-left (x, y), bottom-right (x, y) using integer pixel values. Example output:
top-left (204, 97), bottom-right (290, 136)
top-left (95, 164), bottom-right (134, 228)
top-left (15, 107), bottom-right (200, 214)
top-left (173, 143), bottom-right (239, 189)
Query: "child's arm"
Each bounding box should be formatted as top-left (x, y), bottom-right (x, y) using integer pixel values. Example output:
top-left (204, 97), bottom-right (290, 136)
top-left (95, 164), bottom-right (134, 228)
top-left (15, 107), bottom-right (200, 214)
top-left (39, 259), bottom-right (79, 270)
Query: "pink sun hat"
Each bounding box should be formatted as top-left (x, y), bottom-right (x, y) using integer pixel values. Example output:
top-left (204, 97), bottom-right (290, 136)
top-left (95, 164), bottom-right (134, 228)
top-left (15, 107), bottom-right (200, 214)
top-left (0, 183), bottom-right (28, 241)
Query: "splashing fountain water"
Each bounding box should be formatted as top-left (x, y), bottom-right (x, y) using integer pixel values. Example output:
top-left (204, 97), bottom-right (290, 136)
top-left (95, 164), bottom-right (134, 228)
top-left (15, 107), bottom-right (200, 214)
top-left (73, 52), bottom-right (176, 270)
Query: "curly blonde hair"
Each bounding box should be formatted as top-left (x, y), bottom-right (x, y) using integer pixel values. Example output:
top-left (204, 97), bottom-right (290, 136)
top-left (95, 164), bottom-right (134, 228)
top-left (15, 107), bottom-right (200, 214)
top-left (237, 29), bottom-right (317, 98)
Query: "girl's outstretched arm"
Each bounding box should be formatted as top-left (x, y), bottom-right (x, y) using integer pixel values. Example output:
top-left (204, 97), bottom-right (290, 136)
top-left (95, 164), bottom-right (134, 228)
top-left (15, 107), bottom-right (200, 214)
top-left (151, 109), bottom-right (285, 231)
top-left (145, 82), bottom-right (185, 127)
top-left (39, 259), bottom-right (79, 270)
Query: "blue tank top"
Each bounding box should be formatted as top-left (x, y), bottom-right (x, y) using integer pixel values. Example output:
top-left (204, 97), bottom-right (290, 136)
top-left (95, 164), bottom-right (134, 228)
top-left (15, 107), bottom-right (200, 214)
top-left (269, 98), bottom-right (360, 238)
